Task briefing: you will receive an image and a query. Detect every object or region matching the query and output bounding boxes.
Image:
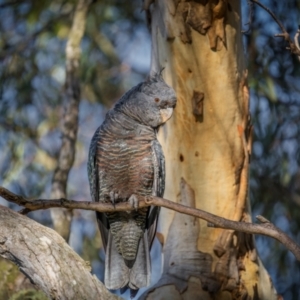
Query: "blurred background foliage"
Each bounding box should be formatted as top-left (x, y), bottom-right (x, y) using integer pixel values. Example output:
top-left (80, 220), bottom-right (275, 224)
top-left (0, 0), bottom-right (299, 299)
top-left (244, 1), bottom-right (300, 299)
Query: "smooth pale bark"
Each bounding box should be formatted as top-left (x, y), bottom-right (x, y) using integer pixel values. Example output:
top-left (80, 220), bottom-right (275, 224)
top-left (143, 1), bottom-right (278, 299)
top-left (0, 205), bottom-right (120, 300)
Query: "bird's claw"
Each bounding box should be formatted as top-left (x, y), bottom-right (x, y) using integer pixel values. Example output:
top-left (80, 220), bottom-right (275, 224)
top-left (110, 190), bottom-right (119, 208)
top-left (129, 194), bottom-right (139, 211)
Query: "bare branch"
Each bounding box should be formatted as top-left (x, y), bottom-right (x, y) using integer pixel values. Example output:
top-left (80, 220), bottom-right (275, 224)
top-left (250, 0), bottom-right (286, 33)
top-left (50, 0), bottom-right (93, 240)
top-left (1, 185), bottom-right (300, 261)
top-left (241, 0), bottom-right (254, 34)
top-left (250, 0), bottom-right (300, 59)
top-left (0, 205), bottom-right (120, 300)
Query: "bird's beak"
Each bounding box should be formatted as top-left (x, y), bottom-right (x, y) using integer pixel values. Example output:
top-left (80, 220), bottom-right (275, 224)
top-left (160, 107), bottom-right (173, 123)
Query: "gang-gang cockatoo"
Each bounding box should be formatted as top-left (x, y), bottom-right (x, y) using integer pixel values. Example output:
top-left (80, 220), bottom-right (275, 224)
top-left (88, 72), bottom-right (176, 295)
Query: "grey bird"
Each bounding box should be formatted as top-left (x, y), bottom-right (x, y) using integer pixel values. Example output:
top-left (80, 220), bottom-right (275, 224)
top-left (87, 73), bottom-right (176, 295)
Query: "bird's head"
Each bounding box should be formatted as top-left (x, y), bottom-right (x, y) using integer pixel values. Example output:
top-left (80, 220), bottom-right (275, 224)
top-left (115, 72), bottom-right (177, 128)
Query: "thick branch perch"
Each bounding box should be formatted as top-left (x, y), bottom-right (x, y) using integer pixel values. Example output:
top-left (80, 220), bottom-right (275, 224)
top-left (0, 205), bottom-right (120, 300)
top-left (1, 185), bottom-right (300, 261)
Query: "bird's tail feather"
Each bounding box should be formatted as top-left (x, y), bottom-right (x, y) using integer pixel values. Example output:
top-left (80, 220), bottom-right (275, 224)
top-left (128, 230), bottom-right (151, 289)
top-left (105, 232), bottom-right (129, 290)
top-left (105, 231), bottom-right (151, 293)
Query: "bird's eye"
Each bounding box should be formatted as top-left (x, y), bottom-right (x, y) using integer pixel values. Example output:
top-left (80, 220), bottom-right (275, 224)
top-left (154, 98), bottom-right (160, 103)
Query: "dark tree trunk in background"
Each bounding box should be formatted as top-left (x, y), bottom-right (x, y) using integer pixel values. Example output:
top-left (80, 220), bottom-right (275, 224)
top-left (50, 0), bottom-right (92, 241)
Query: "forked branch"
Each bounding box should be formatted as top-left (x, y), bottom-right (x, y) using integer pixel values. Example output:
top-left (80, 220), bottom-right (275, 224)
top-left (250, 0), bottom-right (300, 60)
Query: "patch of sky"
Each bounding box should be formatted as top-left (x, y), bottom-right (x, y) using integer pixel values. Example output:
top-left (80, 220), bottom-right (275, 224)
top-left (46, 36), bottom-right (65, 53)
top-left (22, 104), bottom-right (40, 128)
top-left (275, 85), bottom-right (289, 103)
top-left (286, 77), bottom-right (300, 95)
top-left (15, 19), bottom-right (27, 36)
top-left (92, 260), bottom-right (104, 282)
top-left (39, 8), bottom-right (55, 26)
top-left (31, 75), bottom-right (42, 90)
top-left (31, 76), bottom-right (58, 102)
top-left (253, 141), bottom-right (264, 157)
top-left (282, 140), bottom-right (299, 175)
top-left (100, 16), bottom-right (150, 73)
top-left (82, 219), bottom-right (96, 239)
top-left (70, 218), bottom-right (84, 254)
top-left (249, 91), bottom-right (258, 114)
top-left (102, 19), bottom-right (131, 38)
top-left (2, 85), bottom-right (17, 102)
top-left (38, 129), bottom-right (61, 157)
top-left (0, 7), bottom-right (14, 31)
top-left (17, 1), bottom-right (31, 16)
top-left (282, 59), bottom-right (294, 76)
top-left (23, 139), bottom-right (37, 163)
top-left (289, 104), bottom-right (300, 119)
top-left (35, 50), bottom-right (56, 72)
top-left (276, 214), bottom-right (291, 233)
top-left (282, 122), bottom-right (298, 140)
top-left (257, 96), bottom-right (271, 135)
top-left (51, 65), bottom-right (66, 84)
top-left (268, 59), bottom-right (281, 78)
top-left (119, 27), bottom-right (151, 73)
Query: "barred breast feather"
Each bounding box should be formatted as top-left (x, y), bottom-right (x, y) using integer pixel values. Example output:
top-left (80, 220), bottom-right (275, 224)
top-left (87, 109), bottom-right (165, 292)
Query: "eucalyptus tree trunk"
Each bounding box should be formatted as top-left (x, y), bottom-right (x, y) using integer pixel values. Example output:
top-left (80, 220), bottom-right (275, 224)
top-left (142, 1), bottom-right (278, 299)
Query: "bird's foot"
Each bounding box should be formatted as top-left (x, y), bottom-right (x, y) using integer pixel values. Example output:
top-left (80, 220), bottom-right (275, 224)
top-left (109, 190), bottom-right (119, 208)
top-left (129, 194), bottom-right (139, 211)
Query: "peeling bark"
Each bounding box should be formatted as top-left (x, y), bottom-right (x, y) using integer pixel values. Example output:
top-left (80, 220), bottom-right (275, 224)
top-left (50, 0), bottom-right (92, 241)
top-left (0, 205), bottom-right (120, 300)
top-left (149, 0), bottom-right (227, 49)
top-left (141, 179), bottom-right (219, 299)
top-left (147, 0), bottom-right (278, 299)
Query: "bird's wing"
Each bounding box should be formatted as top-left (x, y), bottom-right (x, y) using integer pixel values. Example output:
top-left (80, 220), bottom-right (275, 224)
top-left (88, 128), bottom-right (109, 250)
top-left (146, 139), bottom-right (165, 248)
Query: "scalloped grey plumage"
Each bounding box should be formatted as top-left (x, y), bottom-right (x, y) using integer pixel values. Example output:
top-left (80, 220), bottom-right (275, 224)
top-left (87, 73), bottom-right (176, 295)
